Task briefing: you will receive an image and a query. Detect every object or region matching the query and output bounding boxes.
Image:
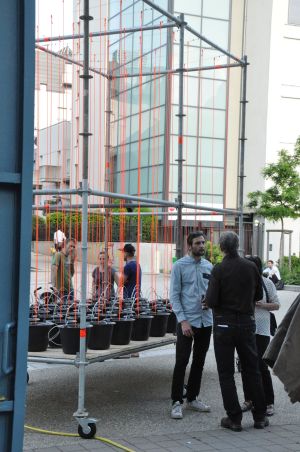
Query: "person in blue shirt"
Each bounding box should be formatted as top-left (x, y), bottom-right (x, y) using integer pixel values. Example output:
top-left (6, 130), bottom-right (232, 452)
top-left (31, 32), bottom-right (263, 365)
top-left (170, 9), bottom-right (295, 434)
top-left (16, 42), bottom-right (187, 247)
top-left (170, 231), bottom-right (212, 420)
top-left (119, 243), bottom-right (142, 299)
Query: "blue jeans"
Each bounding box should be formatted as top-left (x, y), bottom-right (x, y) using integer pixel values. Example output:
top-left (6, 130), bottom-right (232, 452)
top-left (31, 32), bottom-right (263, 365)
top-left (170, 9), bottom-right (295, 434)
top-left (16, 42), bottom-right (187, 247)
top-left (213, 314), bottom-right (266, 423)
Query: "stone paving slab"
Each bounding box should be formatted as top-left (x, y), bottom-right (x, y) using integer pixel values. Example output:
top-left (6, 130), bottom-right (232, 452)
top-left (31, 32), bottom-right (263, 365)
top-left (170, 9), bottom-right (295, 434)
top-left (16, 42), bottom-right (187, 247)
top-left (24, 423), bottom-right (300, 452)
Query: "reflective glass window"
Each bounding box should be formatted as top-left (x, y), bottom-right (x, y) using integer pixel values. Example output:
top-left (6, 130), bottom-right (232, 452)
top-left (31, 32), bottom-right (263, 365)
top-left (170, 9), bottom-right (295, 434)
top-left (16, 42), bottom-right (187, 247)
top-left (200, 108), bottom-right (226, 138)
top-left (203, 0), bottom-right (230, 20)
top-left (183, 136), bottom-right (198, 165)
top-left (201, 49), bottom-right (228, 80)
top-left (149, 135), bottom-right (165, 165)
top-left (174, 0), bottom-right (202, 15)
top-left (121, 6), bottom-right (133, 28)
top-left (200, 79), bottom-right (226, 109)
top-left (148, 165), bottom-right (164, 193)
top-left (130, 139), bottom-right (150, 169)
top-left (185, 15), bottom-right (201, 32)
top-left (150, 106), bottom-right (165, 136)
top-left (197, 167), bottom-right (224, 195)
top-left (202, 18), bottom-right (229, 50)
top-left (184, 107), bottom-right (199, 136)
top-left (151, 76), bottom-right (167, 107)
top-left (183, 165), bottom-right (198, 193)
top-left (199, 138), bottom-right (225, 167)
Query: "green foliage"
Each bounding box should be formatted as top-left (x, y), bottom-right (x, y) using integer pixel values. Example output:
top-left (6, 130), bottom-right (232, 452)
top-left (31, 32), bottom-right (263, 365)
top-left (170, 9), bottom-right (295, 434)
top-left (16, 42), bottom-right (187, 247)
top-left (247, 141), bottom-right (300, 223)
top-left (205, 241), bottom-right (223, 265)
top-left (279, 255), bottom-right (300, 285)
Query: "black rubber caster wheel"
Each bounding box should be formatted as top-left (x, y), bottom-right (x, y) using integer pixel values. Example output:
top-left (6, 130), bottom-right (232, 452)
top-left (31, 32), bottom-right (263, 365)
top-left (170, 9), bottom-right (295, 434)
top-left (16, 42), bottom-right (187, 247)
top-left (78, 423), bottom-right (96, 439)
top-left (27, 372), bottom-right (29, 384)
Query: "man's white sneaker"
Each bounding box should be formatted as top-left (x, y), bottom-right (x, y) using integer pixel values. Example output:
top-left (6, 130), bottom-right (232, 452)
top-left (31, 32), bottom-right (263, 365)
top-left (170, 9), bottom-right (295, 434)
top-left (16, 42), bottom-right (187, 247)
top-left (186, 399), bottom-right (211, 412)
top-left (171, 401), bottom-right (183, 419)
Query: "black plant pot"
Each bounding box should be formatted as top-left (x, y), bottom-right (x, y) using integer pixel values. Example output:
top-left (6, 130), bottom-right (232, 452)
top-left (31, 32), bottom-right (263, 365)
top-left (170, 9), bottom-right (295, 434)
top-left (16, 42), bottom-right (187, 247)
top-left (28, 322), bottom-right (53, 352)
top-left (111, 318), bottom-right (135, 346)
top-left (150, 312), bottom-right (170, 337)
top-left (166, 311), bottom-right (177, 334)
top-left (88, 321), bottom-right (115, 350)
top-left (59, 324), bottom-right (92, 355)
top-left (131, 315), bottom-right (153, 341)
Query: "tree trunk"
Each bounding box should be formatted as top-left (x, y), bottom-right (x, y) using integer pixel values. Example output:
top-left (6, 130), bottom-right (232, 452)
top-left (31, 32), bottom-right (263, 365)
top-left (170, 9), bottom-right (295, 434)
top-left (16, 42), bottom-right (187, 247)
top-left (279, 217), bottom-right (284, 265)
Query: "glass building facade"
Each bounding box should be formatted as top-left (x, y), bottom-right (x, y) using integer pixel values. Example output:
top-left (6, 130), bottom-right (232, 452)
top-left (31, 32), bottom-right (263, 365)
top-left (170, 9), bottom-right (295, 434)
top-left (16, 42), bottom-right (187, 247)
top-left (109, 0), bottom-right (231, 212)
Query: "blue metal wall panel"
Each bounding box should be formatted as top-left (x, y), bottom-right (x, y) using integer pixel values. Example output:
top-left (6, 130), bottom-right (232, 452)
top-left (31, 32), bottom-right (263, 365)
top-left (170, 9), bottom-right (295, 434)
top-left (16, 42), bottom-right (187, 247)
top-left (0, 1), bottom-right (35, 451)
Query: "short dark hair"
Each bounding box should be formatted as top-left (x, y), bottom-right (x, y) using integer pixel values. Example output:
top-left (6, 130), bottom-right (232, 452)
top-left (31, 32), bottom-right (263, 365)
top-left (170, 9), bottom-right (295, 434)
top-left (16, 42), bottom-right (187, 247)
top-left (219, 231), bottom-right (239, 256)
top-left (245, 255), bottom-right (263, 275)
top-left (268, 260), bottom-right (274, 264)
top-left (187, 231), bottom-right (206, 247)
top-left (123, 243), bottom-right (135, 256)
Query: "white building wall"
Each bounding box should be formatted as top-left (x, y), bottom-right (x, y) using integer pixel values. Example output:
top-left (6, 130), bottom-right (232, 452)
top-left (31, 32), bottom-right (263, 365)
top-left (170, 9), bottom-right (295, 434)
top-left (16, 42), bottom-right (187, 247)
top-left (245, 0), bottom-right (300, 261)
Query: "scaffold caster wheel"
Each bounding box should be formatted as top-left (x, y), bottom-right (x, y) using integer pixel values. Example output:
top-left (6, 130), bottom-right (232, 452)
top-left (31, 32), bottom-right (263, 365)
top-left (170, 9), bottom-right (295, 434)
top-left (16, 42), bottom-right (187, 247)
top-left (78, 422), bottom-right (96, 439)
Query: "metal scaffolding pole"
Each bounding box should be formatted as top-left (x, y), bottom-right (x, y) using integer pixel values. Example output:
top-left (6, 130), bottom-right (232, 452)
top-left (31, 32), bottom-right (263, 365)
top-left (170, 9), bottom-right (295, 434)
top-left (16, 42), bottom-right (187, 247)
top-left (36, 44), bottom-right (108, 79)
top-left (33, 187), bottom-right (239, 215)
top-left (104, 71), bottom-right (112, 288)
top-left (142, 0), bottom-right (244, 65)
top-left (175, 13), bottom-right (185, 260)
top-left (36, 22), bottom-right (176, 43)
top-left (238, 56), bottom-right (248, 256)
top-left (110, 62), bottom-right (243, 79)
top-left (73, 0), bottom-right (95, 435)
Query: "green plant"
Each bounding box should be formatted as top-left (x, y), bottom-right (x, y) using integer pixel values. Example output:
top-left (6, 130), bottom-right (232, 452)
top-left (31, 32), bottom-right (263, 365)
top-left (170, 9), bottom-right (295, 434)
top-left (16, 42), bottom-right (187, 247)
top-left (279, 255), bottom-right (300, 285)
top-left (247, 139), bottom-right (300, 261)
top-left (205, 241), bottom-right (223, 265)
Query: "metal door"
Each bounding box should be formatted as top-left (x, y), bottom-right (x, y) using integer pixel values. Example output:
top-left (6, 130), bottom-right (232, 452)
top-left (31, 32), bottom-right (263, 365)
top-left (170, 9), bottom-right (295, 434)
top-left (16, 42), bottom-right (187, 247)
top-left (0, 1), bottom-right (35, 451)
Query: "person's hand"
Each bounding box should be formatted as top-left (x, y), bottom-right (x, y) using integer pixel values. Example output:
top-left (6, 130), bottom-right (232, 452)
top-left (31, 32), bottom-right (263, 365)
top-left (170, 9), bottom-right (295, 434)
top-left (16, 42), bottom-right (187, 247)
top-left (181, 320), bottom-right (193, 337)
top-left (255, 301), bottom-right (266, 309)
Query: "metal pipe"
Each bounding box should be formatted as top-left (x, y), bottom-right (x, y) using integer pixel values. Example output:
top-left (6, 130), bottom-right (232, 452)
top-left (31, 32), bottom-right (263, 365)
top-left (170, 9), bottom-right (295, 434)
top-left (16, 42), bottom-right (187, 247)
top-left (27, 357), bottom-right (75, 365)
top-left (142, 0), bottom-right (182, 26)
top-left (238, 56), bottom-right (247, 256)
top-left (110, 62), bottom-right (243, 79)
top-left (104, 71), bottom-right (112, 287)
top-left (36, 22), bottom-right (176, 43)
top-left (35, 44), bottom-right (108, 79)
top-left (75, 0), bottom-right (91, 419)
top-left (33, 188), bottom-right (239, 214)
top-left (184, 24), bottom-right (244, 66)
top-left (142, 0), bottom-right (244, 65)
top-left (175, 14), bottom-right (185, 260)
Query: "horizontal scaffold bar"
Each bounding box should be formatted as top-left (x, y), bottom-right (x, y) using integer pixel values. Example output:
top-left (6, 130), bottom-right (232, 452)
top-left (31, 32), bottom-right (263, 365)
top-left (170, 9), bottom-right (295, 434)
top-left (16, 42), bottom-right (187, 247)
top-left (35, 22), bottom-right (176, 43)
top-left (33, 187), bottom-right (240, 215)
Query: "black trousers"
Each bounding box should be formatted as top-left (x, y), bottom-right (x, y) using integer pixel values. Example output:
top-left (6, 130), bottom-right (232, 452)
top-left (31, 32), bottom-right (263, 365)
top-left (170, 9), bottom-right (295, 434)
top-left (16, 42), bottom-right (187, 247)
top-left (171, 324), bottom-right (212, 403)
top-left (213, 314), bottom-right (266, 423)
top-left (242, 334), bottom-right (274, 406)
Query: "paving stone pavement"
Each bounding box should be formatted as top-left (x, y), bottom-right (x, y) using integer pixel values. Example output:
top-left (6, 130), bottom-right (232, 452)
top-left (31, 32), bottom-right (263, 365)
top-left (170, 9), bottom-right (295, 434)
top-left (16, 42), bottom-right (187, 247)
top-left (24, 423), bottom-right (300, 451)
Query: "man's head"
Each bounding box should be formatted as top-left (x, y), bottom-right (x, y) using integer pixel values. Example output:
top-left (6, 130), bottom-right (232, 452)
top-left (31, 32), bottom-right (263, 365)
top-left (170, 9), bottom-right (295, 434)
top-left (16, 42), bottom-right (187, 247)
top-left (219, 231), bottom-right (239, 256)
top-left (187, 231), bottom-right (206, 258)
top-left (65, 238), bottom-right (76, 258)
top-left (267, 260), bottom-right (274, 268)
top-left (122, 243), bottom-right (135, 261)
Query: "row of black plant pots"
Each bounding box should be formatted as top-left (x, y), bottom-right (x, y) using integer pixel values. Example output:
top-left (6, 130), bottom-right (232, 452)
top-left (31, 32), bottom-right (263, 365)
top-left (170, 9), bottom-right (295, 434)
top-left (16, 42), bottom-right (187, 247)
top-left (28, 311), bottom-right (177, 355)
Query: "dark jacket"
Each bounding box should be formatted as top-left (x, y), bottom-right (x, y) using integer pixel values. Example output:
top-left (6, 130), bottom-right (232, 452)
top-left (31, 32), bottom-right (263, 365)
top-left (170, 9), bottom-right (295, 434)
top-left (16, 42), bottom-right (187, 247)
top-left (205, 254), bottom-right (263, 315)
top-left (263, 294), bottom-right (300, 403)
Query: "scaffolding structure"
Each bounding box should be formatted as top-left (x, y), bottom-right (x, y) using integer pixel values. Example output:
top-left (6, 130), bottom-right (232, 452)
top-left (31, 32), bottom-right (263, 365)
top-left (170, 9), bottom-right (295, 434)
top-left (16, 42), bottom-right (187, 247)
top-left (31, 0), bottom-right (248, 438)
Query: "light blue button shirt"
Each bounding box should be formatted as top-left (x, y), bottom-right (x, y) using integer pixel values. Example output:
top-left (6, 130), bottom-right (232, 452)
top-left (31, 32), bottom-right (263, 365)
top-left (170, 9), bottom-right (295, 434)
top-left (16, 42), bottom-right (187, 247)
top-left (170, 255), bottom-right (213, 328)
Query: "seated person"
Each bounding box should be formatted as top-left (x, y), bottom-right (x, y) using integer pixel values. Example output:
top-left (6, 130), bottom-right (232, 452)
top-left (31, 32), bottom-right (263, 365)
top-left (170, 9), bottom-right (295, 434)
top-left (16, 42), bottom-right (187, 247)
top-left (92, 251), bottom-right (117, 300)
top-left (263, 260), bottom-right (281, 285)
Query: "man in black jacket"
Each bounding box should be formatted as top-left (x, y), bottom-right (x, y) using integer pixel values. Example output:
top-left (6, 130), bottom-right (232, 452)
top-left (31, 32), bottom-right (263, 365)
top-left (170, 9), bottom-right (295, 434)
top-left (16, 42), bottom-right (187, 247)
top-left (205, 231), bottom-right (268, 431)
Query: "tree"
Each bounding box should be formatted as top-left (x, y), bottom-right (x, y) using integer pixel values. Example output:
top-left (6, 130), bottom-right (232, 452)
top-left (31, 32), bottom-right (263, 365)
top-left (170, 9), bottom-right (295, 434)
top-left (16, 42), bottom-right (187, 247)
top-left (247, 138), bottom-right (300, 262)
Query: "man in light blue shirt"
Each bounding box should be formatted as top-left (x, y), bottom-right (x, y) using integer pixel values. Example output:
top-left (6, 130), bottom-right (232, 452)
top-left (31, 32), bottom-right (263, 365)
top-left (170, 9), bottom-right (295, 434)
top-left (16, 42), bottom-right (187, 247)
top-left (170, 231), bottom-right (213, 420)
